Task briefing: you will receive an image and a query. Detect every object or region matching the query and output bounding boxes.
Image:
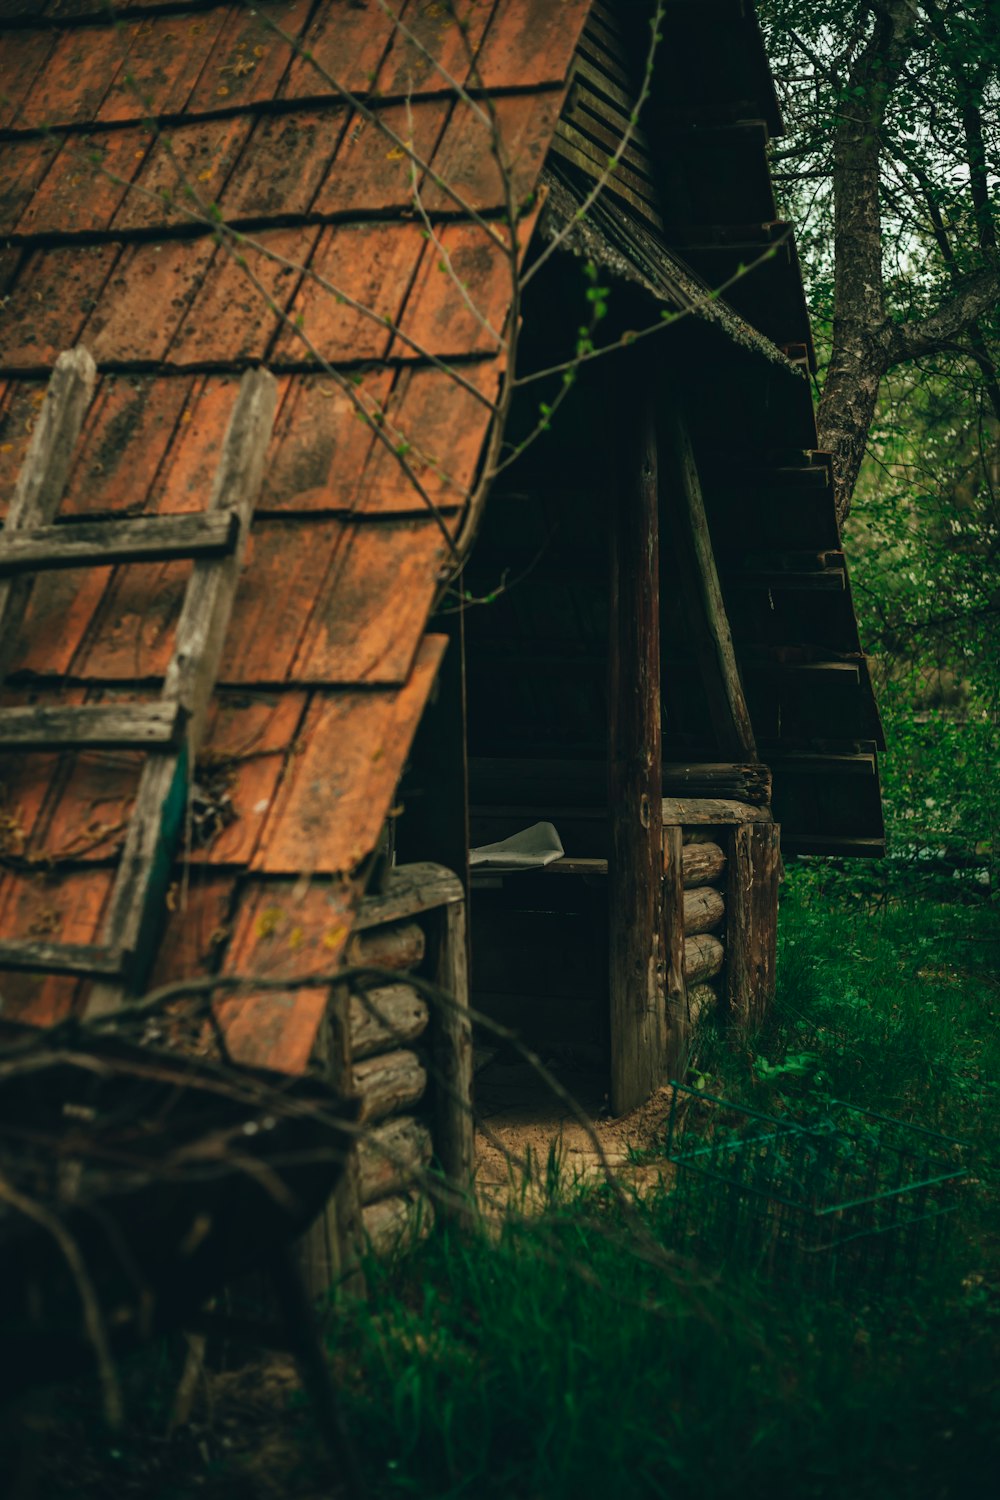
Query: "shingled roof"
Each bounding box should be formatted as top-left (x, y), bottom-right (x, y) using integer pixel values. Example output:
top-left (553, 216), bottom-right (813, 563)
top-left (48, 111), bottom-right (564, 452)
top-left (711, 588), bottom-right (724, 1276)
top-left (0, 0), bottom-right (883, 1069)
top-left (0, 0), bottom-right (594, 1061)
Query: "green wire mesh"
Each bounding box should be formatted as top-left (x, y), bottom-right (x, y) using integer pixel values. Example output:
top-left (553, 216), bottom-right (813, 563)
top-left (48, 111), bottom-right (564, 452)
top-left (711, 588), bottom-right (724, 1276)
top-left (662, 1084), bottom-right (969, 1295)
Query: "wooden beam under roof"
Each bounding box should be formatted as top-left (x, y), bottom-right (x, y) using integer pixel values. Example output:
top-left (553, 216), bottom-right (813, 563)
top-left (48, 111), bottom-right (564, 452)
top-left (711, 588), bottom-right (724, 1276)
top-left (663, 402), bottom-right (758, 761)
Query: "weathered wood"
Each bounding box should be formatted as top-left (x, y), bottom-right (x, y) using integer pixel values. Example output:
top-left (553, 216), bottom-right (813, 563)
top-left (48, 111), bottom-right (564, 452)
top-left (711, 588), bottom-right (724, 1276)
top-left (466, 758), bottom-right (770, 807)
top-left (86, 752), bottom-right (189, 1015)
top-left (0, 939), bottom-right (121, 978)
top-left (0, 512), bottom-right (239, 576)
top-left (663, 825), bottom-right (688, 1081)
top-left (350, 863), bottom-right (464, 933)
top-left (299, 981), bottom-right (365, 1303)
top-left (770, 752), bottom-right (878, 776)
top-left (0, 347), bottom-right (96, 683)
top-left (361, 1191), bottom-right (435, 1258)
top-left (429, 896), bottom-right (474, 1193)
top-left (728, 568), bottom-right (846, 592)
top-left (352, 1048), bottom-right (427, 1125)
top-left (687, 982), bottom-right (717, 1025)
top-left (780, 834), bottom-right (885, 857)
top-left (724, 822), bottom-right (781, 1029)
top-left (683, 886), bottom-right (725, 934)
top-left (87, 370), bottom-right (278, 1013)
top-left (357, 1117), bottom-right (433, 1205)
top-left (662, 797), bottom-right (771, 825)
top-left (608, 376), bottom-right (664, 1116)
top-left (684, 933), bottom-right (724, 984)
top-left (162, 367), bottom-right (278, 751)
top-left (0, 702), bottom-right (184, 751)
top-left (349, 983), bottom-right (430, 1060)
top-left (543, 857), bottom-right (609, 877)
top-left (663, 403), bottom-right (757, 759)
top-left (345, 920), bottom-right (425, 972)
top-left (679, 841), bottom-right (726, 887)
top-left (665, 763), bottom-right (770, 804)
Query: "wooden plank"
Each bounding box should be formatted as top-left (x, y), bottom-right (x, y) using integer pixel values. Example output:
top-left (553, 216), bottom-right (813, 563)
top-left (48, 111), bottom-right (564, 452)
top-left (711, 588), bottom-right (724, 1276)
top-left (608, 376), bottom-right (664, 1116)
top-left (770, 752), bottom-right (877, 776)
top-left (467, 757), bottom-right (770, 806)
top-left (727, 569), bottom-right (846, 592)
top-left (0, 512), bottom-right (239, 576)
top-left (85, 751), bottom-right (189, 1015)
top-left (663, 825), bottom-right (688, 1081)
top-left (162, 367), bottom-right (278, 749)
top-left (0, 701), bottom-right (183, 751)
top-left (351, 862), bottom-right (464, 932)
top-left (662, 797), bottom-right (771, 825)
top-left (780, 834), bottom-right (886, 857)
top-left (664, 403), bottom-right (757, 759)
top-left (724, 822), bottom-right (781, 1029)
top-left (0, 939), bottom-right (121, 978)
top-left (0, 347), bottom-right (96, 683)
top-left (542, 857), bottom-right (609, 877)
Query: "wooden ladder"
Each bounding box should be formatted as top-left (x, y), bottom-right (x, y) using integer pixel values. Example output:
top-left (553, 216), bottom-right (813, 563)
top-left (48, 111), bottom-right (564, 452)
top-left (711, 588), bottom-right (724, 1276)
top-left (0, 348), bottom-right (278, 1013)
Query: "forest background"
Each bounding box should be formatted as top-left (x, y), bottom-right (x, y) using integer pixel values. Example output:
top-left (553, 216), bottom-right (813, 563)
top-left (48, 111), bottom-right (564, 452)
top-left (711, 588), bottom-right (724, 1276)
top-left (759, 0), bottom-right (1000, 898)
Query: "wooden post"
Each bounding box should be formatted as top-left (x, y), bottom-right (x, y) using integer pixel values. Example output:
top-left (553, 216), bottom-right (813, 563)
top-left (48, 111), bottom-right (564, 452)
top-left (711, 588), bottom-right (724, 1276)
top-left (430, 896), bottom-right (474, 1202)
top-left (724, 822), bottom-right (781, 1029)
top-left (609, 377), bottom-right (664, 1116)
top-left (663, 825), bottom-right (688, 1081)
top-left (299, 981), bottom-right (366, 1304)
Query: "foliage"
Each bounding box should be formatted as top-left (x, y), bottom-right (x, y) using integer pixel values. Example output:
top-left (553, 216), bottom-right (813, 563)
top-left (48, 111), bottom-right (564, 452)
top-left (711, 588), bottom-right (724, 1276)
top-left (325, 885), bottom-right (999, 1500)
top-left (757, 0), bottom-right (1000, 885)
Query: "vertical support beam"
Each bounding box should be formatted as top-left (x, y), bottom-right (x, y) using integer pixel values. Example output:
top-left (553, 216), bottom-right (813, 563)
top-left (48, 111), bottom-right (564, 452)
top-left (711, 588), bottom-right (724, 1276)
top-left (724, 821), bottom-right (781, 1029)
top-left (430, 896), bottom-right (474, 1207)
top-left (662, 403), bottom-right (757, 760)
top-left (299, 981), bottom-right (366, 1304)
top-left (609, 377), bottom-right (664, 1116)
top-left (662, 824), bottom-right (688, 1079)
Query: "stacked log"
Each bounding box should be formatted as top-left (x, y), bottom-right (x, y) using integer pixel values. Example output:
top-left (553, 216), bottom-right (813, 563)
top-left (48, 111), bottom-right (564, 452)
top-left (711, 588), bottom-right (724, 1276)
top-left (343, 919), bottom-right (436, 1252)
top-left (677, 835), bottom-right (728, 1022)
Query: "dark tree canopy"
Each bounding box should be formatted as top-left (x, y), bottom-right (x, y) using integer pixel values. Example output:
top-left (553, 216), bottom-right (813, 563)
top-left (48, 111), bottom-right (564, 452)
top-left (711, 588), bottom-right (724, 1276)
top-left (760, 0), bottom-right (1000, 520)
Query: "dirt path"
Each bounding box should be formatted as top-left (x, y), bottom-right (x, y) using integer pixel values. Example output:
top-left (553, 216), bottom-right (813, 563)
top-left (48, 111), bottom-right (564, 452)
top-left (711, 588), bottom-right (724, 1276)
top-left (473, 1056), bottom-right (678, 1210)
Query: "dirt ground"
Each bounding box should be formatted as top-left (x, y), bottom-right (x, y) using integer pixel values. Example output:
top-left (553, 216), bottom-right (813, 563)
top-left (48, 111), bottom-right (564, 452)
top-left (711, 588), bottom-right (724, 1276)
top-left (473, 1052), bottom-right (679, 1210)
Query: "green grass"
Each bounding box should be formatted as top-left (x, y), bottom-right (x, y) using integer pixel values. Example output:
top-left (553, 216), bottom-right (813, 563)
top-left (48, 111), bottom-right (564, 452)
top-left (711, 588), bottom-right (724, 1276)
top-left (334, 881), bottom-right (1000, 1500)
top-left (14, 884), bottom-right (999, 1498)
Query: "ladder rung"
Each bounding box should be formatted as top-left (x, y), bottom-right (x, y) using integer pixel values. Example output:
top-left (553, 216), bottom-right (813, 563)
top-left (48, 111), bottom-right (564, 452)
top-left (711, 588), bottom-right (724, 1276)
top-left (0, 940), bottom-right (123, 978)
top-left (0, 702), bottom-right (185, 750)
top-left (0, 512), bottom-right (240, 576)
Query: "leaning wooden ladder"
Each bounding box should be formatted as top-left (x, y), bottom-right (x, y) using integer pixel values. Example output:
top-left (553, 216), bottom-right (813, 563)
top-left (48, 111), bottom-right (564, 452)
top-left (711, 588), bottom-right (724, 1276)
top-left (0, 348), bottom-right (278, 1012)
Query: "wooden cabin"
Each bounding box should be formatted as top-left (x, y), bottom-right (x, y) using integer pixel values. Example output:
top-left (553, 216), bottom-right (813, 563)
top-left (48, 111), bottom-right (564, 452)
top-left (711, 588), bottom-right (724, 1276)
top-left (0, 0), bottom-right (882, 1259)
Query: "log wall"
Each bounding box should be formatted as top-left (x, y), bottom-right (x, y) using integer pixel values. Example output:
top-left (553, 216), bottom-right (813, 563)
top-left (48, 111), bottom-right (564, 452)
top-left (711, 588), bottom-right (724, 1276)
top-left (664, 806), bottom-right (780, 1068)
top-left (301, 866), bottom-right (470, 1287)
